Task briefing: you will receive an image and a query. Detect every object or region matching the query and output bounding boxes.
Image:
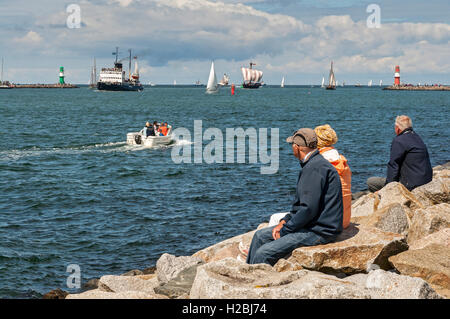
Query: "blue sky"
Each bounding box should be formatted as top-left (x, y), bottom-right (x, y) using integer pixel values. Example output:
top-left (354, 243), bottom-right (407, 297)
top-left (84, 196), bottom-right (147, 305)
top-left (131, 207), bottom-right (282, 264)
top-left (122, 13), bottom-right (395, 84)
top-left (0, 0), bottom-right (449, 84)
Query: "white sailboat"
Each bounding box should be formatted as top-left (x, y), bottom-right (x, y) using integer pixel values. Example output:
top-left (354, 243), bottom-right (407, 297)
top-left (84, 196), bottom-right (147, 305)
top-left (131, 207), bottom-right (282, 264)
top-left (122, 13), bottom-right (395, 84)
top-left (368, 79), bottom-right (373, 87)
top-left (206, 61), bottom-right (219, 93)
top-left (281, 76), bottom-right (285, 88)
top-left (379, 80), bottom-right (383, 87)
top-left (173, 80), bottom-right (177, 86)
top-left (89, 57), bottom-right (97, 89)
top-left (0, 58), bottom-right (12, 89)
top-left (321, 76), bottom-right (325, 88)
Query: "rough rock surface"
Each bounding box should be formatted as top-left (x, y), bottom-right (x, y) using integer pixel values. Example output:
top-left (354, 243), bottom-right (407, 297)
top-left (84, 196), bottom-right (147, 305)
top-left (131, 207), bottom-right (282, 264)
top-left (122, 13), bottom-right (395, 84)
top-left (351, 193), bottom-right (379, 219)
top-left (389, 244), bottom-right (450, 296)
top-left (352, 183), bottom-right (423, 221)
top-left (42, 288), bottom-right (68, 299)
top-left (345, 269), bottom-right (442, 299)
top-left (412, 176), bottom-right (450, 206)
top-left (189, 258), bottom-right (440, 299)
top-left (98, 274), bottom-right (159, 293)
top-left (407, 203), bottom-right (450, 244)
top-left (274, 224), bottom-right (408, 275)
top-left (65, 289), bottom-right (168, 299)
top-left (192, 223), bottom-right (269, 263)
top-left (156, 253), bottom-right (204, 284)
top-left (356, 203), bottom-right (409, 235)
top-left (190, 258), bottom-right (372, 299)
top-left (408, 228), bottom-right (450, 250)
top-left (121, 269), bottom-right (144, 276)
top-left (154, 264), bottom-right (200, 298)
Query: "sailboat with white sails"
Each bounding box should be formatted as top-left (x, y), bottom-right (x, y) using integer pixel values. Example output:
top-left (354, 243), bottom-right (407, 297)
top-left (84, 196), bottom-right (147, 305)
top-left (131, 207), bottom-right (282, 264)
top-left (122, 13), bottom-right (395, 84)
top-left (281, 76), bottom-right (285, 88)
top-left (206, 61), bottom-right (219, 94)
top-left (368, 79), bottom-right (373, 87)
top-left (0, 58), bottom-right (12, 89)
top-left (321, 77), bottom-right (325, 88)
top-left (89, 57), bottom-right (97, 89)
top-left (326, 61), bottom-right (336, 90)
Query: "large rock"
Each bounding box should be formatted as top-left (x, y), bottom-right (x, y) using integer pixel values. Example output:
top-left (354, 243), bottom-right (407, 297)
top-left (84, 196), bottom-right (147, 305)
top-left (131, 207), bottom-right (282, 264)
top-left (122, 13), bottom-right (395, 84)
top-left (389, 244), bottom-right (450, 298)
top-left (65, 289), bottom-right (168, 299)
top-left (412, 177), bottom-right (450, 207)
top-left (190, 258), bottom-right (372, 299)
top-left (345, 269), bottom-right (442, 299)
top-left (154, 264), bottom-right (200, 299)
top-left (42, 289), bottom-right (68, 299)
top-left (351, 182), bottom-right (423, 221)
top-left (156, 254), bottom-right (204, 284)
top-left (351, 193), bottom-right (379, 219)
top-left (189, 258), bottom-right (440, 299)
top-left (377, 182), bottom-right (424, 218)
top-left (408, 228), bottom-right (450, 250)
top-left (98, 274), bottom-right (159, 294)
top-left (407, 203), bottom-right (450, 244)
top-left (192, 223), bottom-right (268, 263)
top-left (356, 203), bottom-right (409, 235)
top-left (274, 224), bottom-right (408, 275)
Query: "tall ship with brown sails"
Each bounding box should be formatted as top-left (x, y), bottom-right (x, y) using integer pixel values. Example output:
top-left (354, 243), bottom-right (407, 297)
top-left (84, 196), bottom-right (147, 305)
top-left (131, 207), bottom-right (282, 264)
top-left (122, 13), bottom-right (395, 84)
top-left (326, 61), bottom-right (336, 90)
top-left (241, 62), bottom-right (263, 89)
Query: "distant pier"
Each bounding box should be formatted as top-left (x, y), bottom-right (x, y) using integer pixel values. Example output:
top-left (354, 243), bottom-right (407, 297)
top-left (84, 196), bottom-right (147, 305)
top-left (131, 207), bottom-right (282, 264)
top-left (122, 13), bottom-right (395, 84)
top-left (9, 83), bottom-right (79, 89)
top-left (383, 85), bottom-right (450, 91)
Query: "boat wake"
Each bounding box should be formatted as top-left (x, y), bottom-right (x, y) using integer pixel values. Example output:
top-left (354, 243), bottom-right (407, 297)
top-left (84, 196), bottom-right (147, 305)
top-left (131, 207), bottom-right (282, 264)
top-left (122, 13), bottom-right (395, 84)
top-left (0, 139), bottom-right (194, 161)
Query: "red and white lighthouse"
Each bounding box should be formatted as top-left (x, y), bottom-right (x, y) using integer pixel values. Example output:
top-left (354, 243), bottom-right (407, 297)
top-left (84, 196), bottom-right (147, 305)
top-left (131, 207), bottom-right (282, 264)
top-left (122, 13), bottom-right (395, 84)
top-left (394, 65), bottom-right (400, 86)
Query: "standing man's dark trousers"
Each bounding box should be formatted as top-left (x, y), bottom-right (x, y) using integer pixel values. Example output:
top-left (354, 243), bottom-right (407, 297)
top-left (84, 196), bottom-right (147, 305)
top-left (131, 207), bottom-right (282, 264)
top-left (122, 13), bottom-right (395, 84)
top-left (366, 177), bottom-right (386, 192)
top-left (246, 226), bottom-right (332, 266)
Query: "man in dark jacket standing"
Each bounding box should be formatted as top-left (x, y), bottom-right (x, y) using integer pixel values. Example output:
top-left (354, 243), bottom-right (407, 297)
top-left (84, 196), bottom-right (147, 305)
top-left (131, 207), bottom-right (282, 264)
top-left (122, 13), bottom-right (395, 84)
top-left (246, 128), bottom-right (343, 266)
top-left (367, 115), bottom-right (432, 192)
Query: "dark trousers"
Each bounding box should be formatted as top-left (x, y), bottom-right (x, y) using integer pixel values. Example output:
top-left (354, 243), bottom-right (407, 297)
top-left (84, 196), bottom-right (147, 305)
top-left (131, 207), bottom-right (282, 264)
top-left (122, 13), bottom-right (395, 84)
top-left (367, 177), bottom-right (386, 192)
top-left (246, 226), bottom-right (331, 266)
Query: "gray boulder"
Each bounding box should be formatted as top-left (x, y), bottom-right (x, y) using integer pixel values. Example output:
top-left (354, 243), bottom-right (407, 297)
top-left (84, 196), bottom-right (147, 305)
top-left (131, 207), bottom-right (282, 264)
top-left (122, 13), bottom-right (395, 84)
top-left (346, 269), bottom-right (442, 299)
top-left (156, 253), bottom-right (204, 284)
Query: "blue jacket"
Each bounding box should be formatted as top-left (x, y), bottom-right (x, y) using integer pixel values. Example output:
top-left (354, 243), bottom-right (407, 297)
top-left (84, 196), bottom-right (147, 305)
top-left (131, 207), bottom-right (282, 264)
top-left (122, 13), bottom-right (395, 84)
top-left (386, 128), bottom-right (432, 191)
top-left (280, 150), bottom-right (343, 238)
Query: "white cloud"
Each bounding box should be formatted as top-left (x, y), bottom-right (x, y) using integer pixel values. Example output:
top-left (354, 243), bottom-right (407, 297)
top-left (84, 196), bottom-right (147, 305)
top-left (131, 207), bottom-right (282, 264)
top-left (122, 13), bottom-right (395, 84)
top-left (2, 0), bottom-right (450, 83)
top-left (13, 30), bottom-right (43, 45)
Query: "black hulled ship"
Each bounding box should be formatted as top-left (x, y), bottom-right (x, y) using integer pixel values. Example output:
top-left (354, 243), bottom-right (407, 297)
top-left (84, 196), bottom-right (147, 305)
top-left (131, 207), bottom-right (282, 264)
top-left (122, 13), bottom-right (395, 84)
top-left (97, 47), bottom-right (143, 92)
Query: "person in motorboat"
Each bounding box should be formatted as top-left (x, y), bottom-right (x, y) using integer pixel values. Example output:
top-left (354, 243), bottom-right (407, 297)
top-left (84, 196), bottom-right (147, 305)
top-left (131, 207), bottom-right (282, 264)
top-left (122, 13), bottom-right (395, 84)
top-left (159, 122), bottom-right (169, 136)
top-left (153, 121), bottom-right (160, 135)
top-left (140, 121), bottom-right (155, 137)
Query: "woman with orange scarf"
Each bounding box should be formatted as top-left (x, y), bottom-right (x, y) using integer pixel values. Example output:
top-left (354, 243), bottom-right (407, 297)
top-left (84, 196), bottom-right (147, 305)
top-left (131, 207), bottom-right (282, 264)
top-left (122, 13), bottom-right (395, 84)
top-left (314, 124), bottom-right (352, 229)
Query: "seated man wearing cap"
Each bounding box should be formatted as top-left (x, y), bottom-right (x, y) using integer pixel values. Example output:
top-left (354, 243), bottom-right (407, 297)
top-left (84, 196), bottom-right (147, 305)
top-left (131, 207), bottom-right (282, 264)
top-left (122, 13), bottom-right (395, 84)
top-left (246, 128), bottom-right (344, 266)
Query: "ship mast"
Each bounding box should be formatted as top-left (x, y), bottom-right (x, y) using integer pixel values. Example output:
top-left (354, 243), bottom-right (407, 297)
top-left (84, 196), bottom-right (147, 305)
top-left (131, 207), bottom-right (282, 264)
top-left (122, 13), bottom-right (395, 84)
top-left (128, 49), bottom-right (132, 81)
top-left (114, 47), bottom-right (119, 64)
top-left (1, 58), bottom-right (3, 84)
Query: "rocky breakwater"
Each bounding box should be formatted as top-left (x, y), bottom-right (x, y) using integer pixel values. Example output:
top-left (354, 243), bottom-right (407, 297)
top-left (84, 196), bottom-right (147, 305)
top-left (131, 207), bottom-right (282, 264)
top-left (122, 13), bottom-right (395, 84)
top-left (64, 162), bottom-right (450, 299)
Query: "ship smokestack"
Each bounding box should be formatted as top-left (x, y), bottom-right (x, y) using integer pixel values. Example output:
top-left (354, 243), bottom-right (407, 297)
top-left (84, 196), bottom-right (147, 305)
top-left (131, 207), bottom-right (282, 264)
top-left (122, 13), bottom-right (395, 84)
top-left (394, 65), bottom-right (400, 86)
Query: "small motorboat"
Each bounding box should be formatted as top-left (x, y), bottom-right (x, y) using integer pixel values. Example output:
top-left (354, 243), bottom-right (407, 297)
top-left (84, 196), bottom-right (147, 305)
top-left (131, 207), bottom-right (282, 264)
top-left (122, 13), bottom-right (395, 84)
top-left (127, 126), bottom-right (174, 147)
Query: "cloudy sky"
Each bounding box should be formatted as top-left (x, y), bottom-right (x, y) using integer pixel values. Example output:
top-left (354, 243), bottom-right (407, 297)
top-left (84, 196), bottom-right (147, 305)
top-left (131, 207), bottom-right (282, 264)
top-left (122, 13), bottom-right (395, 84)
top-left (1, 0), bottom-right (449, 84)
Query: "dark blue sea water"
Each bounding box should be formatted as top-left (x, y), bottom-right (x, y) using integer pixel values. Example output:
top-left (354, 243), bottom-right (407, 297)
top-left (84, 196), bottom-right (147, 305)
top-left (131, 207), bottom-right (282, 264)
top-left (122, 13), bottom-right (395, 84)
top-left (0, 86), bottom-right (449, 298)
